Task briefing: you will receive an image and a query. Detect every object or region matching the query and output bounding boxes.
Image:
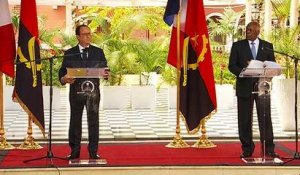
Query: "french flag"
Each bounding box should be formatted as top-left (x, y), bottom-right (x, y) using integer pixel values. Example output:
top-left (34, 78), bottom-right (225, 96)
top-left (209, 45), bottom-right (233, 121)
top-left (0, 0), bottom-right (15, 78)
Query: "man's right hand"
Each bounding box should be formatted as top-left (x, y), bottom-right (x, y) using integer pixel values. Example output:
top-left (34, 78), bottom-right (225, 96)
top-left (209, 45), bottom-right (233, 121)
top-left (61, 75), bottom-right (75, 84)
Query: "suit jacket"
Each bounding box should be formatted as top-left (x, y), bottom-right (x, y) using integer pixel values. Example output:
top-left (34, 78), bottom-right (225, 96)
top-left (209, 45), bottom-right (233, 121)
top-left (58, 44), bottom-right (108, 93)
top-left (228, 38), bottom-right (275, 97)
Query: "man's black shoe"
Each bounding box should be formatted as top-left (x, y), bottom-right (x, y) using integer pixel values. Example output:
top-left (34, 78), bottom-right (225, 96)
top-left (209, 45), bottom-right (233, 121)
top-left (67, 152), bottom-right (80, 160)
top-left (266, 151), bottom-right (279, 158)
top-left (240, 152), bottom-right (252, 158)
top-left (89, 152), bottom-right (100, 159)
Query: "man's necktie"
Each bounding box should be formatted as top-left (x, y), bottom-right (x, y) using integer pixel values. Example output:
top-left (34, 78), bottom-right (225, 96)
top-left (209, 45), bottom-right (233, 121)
top-left (251, 42), bottom-right (256, 59)
top-left (82, 48), bottom-right (88, 59)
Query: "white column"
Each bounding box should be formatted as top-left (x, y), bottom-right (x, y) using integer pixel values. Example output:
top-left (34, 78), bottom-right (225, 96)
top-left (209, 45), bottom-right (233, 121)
top-left (65, 0), bottom-right (73, 35)
top-left (245, 0), bottom-right (252, 25)
top-left (290, 0), bottom-right (299, 28)
top-left (263, 0), bottom-right (272, 40)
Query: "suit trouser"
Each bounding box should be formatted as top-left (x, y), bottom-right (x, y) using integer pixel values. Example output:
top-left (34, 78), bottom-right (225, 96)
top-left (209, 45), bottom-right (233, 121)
top-left (69, 88), bottom-right (100, 154)
top-left (237, 93), bottom-right (275, 153)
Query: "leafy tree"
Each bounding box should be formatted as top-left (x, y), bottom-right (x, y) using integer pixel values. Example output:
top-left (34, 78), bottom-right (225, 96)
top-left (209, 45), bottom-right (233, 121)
top-left (271, 0), bottom-right (291, 28)
top-left (160, 64), bottom-right (177, 86)
top-left (102, 38), bottom-right (139, 85)
top-left (208, 7), bottom-right (244, 45)
top-left (78, 7), bottom-right (169, 85)
top-left (270, 26), bottom-right (300, 78)
top-left (208, 7), bottom-right (243, 85)
top-left (269, 0), bottom-right (300, 78)
top-left (38, 16), bottom-right (62, 86)
top-left (134, 37), bottom-right (169, 85)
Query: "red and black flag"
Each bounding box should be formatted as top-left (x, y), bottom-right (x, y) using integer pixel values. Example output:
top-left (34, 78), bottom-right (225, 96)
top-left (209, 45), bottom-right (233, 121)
top-left (164, 0), bottom-right (217, 134)
top-left (13, 0), bottom-right (45, 136)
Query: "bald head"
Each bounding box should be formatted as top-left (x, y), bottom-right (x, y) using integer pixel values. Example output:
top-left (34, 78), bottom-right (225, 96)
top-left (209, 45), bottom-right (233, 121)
top-left (246, 21), bottom-right (260, 41)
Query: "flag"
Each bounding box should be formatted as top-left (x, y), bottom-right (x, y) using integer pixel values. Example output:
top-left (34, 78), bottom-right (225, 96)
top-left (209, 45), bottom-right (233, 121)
top-left (164, 0), bottom-right (217, 134)
top-left (13, 0), bottom-right (45, 136)
top-left (0, 0), bottom-right (16, 78)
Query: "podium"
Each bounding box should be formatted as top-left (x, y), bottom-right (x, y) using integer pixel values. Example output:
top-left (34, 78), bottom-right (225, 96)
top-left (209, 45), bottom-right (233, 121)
top-left (66, 67), bottom-right (109, 95)
top-left (239, 67), bottom-right (283, 164)
top-left (66, 67), bottom-right (109, 165)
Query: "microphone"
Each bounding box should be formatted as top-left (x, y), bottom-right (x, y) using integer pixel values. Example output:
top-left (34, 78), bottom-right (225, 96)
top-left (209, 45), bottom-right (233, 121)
top-left (64, 52), bottom-right (83, 57)
top-left (261, 46), bottom-right (274, 53)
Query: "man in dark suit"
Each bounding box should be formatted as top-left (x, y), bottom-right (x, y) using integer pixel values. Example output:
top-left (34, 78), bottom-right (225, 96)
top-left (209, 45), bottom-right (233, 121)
top-left (228, 21), bottom-right (279, 158)
top-left (59, 24), bottom-right (109, 159)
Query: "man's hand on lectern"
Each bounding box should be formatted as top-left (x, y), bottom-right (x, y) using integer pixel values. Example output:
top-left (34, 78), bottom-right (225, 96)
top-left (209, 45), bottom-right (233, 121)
top-left (61, 75), bottom-right (75, 84)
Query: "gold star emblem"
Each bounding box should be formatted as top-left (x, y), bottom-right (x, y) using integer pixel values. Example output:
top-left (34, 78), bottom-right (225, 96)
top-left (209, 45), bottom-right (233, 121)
top-left (191, 34), bottom-right (199, 47)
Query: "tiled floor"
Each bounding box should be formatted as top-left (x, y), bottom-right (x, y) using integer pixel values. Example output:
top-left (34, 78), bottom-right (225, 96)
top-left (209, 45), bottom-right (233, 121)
top-left (2, 86), bottom-right (299, 142)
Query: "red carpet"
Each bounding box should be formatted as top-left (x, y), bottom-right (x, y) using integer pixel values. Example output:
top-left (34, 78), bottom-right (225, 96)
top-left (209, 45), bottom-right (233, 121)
top-left (0, 141), bottom-right (299, 168)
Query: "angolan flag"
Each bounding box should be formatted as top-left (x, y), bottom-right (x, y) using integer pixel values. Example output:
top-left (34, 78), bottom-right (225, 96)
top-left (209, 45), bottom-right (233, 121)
top-left (163, 0), bottom-right (217, 134)
top-left (13, 0), bottom-right (45, 136)
top-left (0, 0), bottom-right (15, 78)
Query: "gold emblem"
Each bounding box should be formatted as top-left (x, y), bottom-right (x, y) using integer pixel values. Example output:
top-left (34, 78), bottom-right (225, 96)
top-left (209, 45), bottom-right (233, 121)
top-left (182, 34), bottom-right (209, 86)
top-left (190, 34), bottom-right (199, 47)
top-left (188, 34), bottom-right (208, 70)
top-left (17, 36), bottom-right (42, 87)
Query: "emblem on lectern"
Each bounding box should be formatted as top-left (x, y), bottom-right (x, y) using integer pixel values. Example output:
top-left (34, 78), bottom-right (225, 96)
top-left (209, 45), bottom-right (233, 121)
top-left (80, 80), bottom-right (95, 94)
top-left (258, 78), bottom-right (271, 95)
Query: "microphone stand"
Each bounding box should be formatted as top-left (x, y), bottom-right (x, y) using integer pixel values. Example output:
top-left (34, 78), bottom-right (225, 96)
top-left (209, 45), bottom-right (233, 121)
top-left (265, 47), bottom-right (300, 163)
top-left (23, 52), bottom-right (82, 165)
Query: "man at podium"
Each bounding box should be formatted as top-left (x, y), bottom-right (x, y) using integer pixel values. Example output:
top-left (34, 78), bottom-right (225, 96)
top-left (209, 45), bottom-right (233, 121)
top-left (228, 21), bottom-right (279, 159)
top-left (59, 24), bottom-right (109, 160)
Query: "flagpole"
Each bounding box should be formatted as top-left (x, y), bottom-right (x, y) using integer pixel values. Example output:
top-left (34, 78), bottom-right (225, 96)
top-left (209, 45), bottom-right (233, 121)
top-left (17, 117), bottom-right (42, 149)
top-left (192, 114), bottom-right (216, 148)
top-left (166, 0), bottom-right (189, 148)
top-left (0, 73), bottom-right (15, 150)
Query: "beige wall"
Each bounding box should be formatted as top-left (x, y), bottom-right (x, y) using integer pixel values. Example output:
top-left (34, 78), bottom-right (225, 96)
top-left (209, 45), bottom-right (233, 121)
top-left (37, 5), bottom-right (66, 31)
top-left (9, 5), bottom-right (66, 31)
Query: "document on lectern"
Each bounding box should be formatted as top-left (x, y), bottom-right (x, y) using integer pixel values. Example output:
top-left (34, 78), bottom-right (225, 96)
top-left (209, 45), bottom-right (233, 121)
top-left (239, 60), bottom-right (282, 77)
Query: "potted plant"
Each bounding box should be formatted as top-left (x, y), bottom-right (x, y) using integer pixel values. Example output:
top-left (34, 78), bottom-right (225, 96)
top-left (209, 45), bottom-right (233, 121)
top-left (270, 26), bottom-right (300, 131)
top-left (211, 49), bottom-right (235, 109)
top-left (160, 65), bottom-right (177, 109)
top-left (38, 21), bottom-right (65, 110)
top-left (100, 39), bottom-right (137, 109)
top-left (266, 0), bottom-right (300, 130)
top-left (207, 7), bottom-right (243, 110)
top-left (78, 7), bottom-right (170, 109)
top-left (130, 38), bottom-right (168, 109)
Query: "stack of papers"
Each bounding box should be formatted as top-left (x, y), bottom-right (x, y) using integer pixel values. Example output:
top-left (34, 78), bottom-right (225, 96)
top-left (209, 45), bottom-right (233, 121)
top-left (239, 60), bottom-right (282, 77)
